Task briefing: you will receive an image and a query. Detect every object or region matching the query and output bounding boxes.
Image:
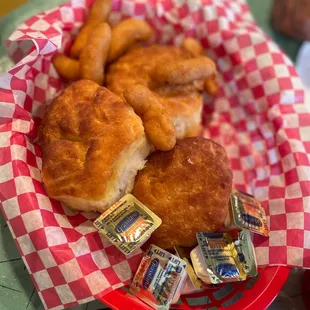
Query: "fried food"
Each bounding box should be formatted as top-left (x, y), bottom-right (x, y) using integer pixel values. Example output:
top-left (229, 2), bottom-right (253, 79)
top-left (123, 85), bottom-right (176, 151)
top-left (133, 137), bottom-right (233, 249)
top-left (80, 23), bottom-right (111, 85)
top-left (39, 80), bottom-right (152, 212)
top-left (204, 75), bottom-right (219, 96)
top-left (181, 37), bottom-right (204, 57)
top-left (106, 45), bottom-right (204, 139)
top-left (181, 38), bottom-right (219, 96)
top-left (52, 55), bottom-right (80, 81)
top-left (107, 18), bottom-right (152, 63)
top-left (150, 56), bottom-right (216, 85)
top-left (70, 0), bottom-right (112, 58)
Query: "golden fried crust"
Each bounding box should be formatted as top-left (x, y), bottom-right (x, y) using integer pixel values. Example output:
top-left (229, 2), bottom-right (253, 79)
top-left (181, 38), bottom-right (204, 57)
top-left (133, 137), bottom-right (233, 249)
top-left (123, 85), bottom-right (176, 151)
top-left (106, 45), bottom-right (203, 118)
top-left (150, 56), bottom-right (216, 85)
top-left (39, 80), bottom-right (145, 201)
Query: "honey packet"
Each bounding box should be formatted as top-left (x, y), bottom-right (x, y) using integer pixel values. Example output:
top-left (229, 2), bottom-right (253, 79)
top-left (130, 244), bottom-right (187, 310)
top-left (93, 194), bottom-right (162, 255)
top-left (227, 190), bottom-right (269, 237)
top-left (195, 232), bottom-right (247, 284)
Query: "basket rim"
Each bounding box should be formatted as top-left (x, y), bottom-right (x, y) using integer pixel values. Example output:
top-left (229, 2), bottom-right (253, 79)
top-left (99, 266), bottom-right (291, 310)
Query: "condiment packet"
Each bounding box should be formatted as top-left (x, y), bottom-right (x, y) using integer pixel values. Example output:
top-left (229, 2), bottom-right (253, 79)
top-left (190, 245), bottom-right (212, 284)
top-left (230, 229), bottom-right (258, 278)
top-left (195, 232), bottom-right (247, 284)
top-left (171, 274), bottom-right (199, 304)
top-left (93, 194), bottom-right (162, 255)
top-left (174, 246), bottom-right (218, 290)
top-left (130, 244), bottom-right (187, 309)
top-left (226, 190), bottom-right (269, 237)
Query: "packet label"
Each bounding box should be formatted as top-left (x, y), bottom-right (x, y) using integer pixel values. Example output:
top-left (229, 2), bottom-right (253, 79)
top-left (130, 244), bottom-right (187, 310)
top-left (93, 194), bottom-right (162, 255)
top-left (196, 232), bottom-right (247, 284)
top-left (225, 230), bottom-right (258, 278)
top-left (230, 190), bottom-right (269, 236)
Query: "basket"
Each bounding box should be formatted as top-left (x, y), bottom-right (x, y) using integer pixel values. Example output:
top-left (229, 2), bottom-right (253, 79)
top-left (100, 266), bottom-right (290, 309)
top-left (2, 0), bottom-right (309, 309)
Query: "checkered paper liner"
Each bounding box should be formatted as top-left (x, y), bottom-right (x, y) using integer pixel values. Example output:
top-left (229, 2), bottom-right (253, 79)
top-left (0, 0), bottom-right (310, 308)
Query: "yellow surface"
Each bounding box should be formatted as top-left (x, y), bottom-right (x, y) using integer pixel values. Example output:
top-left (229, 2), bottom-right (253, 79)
top-left (0, 0), bottom-right (28, 17)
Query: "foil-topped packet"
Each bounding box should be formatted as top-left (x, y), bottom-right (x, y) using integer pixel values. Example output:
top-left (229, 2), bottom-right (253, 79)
top-left (93, 194), bottom-right (162, 255)
top-left (130, 244), bottom-right (187, 309)
top-left (174, 246), bottom-right (218, 290)
top-left (227, 190), bottom-right (269, 237)
top-left (231, 230), bottom-right (258, 278)
top-left (195, 232), bottom-right (247, 284)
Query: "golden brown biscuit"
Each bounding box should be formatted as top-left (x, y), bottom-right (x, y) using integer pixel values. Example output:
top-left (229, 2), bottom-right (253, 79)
top-left (39, 80), bottom-right (152, 212)
top-left (106, 45), bottom-right (203, 139)
top-left (133, 137), bottom-right (233, 249)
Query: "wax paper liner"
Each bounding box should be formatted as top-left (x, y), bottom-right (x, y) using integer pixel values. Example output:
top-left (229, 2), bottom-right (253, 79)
top-left (0, 0), bottom-right (310, 309)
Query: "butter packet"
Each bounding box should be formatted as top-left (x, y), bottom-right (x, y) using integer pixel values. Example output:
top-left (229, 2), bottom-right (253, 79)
top-left (229, 190), bottom-right (269, 237)
top-left (190, 245), bottom-right (212, 284)
top-left (174, 246), bottom-right (217, 290)
top-left (93, 194), bottom-right (162, 255)
top-left (130, 244), bottom-right (187, 309)
top-left (196, 232), bottom-right (247, 284)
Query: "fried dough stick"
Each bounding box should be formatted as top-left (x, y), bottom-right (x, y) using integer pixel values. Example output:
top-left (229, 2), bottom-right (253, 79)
top-left (150, 56), bottom-right (216, 85)
top-left (181, 38), bottom-right (219, 95)
top-left (181, 37), bottom-right (204, 57)
top-left (204, 75), bottom-right (219, 96)
top-left (53, 55), bottom-right (80, 80)
top-left (123, 85), bottom-right (176, 151)
top-left (107, 18), bottom-right (152, 63)
top-left (80, 23), bottom-right (111, 85)
top-left (70, 0), bottom-right (112, 58)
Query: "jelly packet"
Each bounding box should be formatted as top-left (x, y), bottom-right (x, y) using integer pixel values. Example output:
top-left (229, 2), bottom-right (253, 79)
top-left (93, 194), bottom-right (162, 255)
top-left (130, 244), bottom-right (187, 309)
top-left (227, 190), bottom-right (269, 237)
top-left (228, 229), bottom-right (258, 278)
top-left (195, 232), bottom-right (247, 284)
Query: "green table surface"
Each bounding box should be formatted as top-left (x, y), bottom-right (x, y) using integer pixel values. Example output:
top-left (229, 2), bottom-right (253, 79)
top-left (0, 1), bottom-right (302, 309)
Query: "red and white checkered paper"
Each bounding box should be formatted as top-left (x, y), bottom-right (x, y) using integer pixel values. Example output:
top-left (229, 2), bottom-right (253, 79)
top-left (0, 0), bottom-right (310, 308)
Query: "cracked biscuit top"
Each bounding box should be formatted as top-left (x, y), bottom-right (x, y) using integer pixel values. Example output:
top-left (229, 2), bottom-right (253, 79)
top-left (39, 80), bottom-right (145, 204)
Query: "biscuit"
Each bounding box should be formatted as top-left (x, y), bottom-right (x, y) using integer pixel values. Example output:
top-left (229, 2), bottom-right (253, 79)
top-left (133, 137), bottom-right (233, 249)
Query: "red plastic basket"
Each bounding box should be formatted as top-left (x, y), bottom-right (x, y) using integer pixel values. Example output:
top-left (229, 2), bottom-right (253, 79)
top-left (100, 266), bottom-right (290, 309)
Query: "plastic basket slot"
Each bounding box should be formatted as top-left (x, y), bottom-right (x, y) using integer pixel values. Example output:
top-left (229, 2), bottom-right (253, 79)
top-left (244, 274), bottom-right (260, 290)
top-left (186, 295), bottom-right (212, 307)
top-left (222, 291), bottom-right (244, 308)
top-left (212, 283), bottom-right (235, 300)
